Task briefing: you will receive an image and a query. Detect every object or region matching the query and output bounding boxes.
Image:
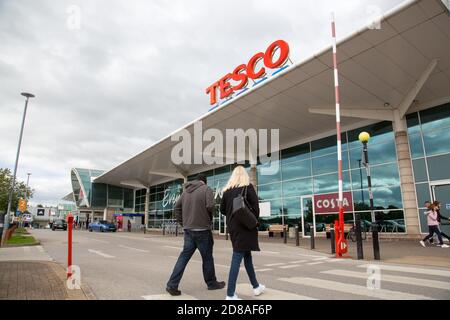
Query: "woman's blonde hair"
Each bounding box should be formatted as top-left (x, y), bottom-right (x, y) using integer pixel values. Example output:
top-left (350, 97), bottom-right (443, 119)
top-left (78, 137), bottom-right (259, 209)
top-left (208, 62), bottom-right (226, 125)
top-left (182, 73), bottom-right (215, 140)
top-left (222, 165), bottom-right (250, 192)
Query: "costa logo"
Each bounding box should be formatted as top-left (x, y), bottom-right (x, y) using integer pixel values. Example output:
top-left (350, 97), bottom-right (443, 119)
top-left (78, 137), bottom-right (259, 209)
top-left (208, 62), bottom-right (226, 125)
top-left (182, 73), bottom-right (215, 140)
top-left (206, 40), bottom-right (291, 106)
top-left (314, 192), bottom-right (354, 215)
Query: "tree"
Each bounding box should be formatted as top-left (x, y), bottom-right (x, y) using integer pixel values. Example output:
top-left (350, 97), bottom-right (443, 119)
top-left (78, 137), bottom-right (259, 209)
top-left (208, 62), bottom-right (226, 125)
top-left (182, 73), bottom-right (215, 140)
top-left (0, 168), bottom-right (34, 214)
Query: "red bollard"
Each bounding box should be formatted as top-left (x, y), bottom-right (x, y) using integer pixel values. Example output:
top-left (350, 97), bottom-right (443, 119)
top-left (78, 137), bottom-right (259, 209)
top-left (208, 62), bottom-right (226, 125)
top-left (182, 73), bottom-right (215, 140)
top-left (66, 212), bottom-right (74, 279)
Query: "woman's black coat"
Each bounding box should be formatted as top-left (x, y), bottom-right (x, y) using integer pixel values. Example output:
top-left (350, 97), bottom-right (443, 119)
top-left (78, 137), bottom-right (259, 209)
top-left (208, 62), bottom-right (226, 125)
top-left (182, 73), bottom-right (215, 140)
top-left (220, 184), bottom-right (260, 252)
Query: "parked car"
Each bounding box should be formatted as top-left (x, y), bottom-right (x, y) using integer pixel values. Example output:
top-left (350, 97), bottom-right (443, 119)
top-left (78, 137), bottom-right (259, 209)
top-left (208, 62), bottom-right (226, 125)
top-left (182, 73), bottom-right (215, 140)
top-left (89, 220), bottom-right (117, 232)
top-left (52, 219), bottom-right (67, 231)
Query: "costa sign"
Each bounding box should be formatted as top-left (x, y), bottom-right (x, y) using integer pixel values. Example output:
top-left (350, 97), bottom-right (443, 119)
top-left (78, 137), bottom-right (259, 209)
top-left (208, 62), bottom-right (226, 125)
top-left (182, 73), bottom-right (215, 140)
top-left (206, 40), bottom-right (291, 107)
top-left (314, 192), bottom-right (353, 215)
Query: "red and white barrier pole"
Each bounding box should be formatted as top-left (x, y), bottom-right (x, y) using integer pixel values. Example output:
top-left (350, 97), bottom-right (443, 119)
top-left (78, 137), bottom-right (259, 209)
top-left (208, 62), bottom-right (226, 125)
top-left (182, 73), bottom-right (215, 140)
top-left (331, 13), bottom-right (347, 257)
top-left (67, 212), bottom-right (74, 278)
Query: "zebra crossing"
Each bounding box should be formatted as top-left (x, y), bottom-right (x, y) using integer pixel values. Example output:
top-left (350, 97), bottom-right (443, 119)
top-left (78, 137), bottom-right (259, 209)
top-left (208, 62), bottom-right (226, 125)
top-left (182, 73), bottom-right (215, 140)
top-left (142, 257), bottom-right (450, 300)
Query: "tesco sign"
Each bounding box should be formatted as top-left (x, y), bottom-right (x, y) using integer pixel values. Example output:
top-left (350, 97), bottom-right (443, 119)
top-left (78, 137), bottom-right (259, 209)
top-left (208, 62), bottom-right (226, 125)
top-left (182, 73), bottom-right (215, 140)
top-left (206, 40), bottom-right (291, 108)
top-left (314, 192), bottom-right (354, 215)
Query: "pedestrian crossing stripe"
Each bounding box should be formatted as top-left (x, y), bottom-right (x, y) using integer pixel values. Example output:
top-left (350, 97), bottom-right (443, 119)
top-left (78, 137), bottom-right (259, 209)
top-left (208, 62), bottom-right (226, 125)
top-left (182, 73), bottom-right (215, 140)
top-left (322, 269), bottom-right (450, 291)
top-left (278, 277), bottom-right (433, 300)
top-left (235, 284), bottom-right (316, 300)
top-left (358, 264), bottom-right (450, 278)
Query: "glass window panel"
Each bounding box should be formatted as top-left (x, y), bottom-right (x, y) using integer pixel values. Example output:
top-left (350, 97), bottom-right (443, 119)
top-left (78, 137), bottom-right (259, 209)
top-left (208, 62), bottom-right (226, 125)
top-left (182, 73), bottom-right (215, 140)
top-left (422, 129), bottom-right (450, 156)
top-left (406, 112), bottom-right (420, 134)
top-left (311, 134), bottom-right (347, 157)
top-left (412, 159), bottom-right (428, 183)
top-left (419, 103), bottom-right (450, 132)
top-left (371, 163), bottom-right (400, 188)
top-left (415, 183), bottom-right (431, 208)
top-left (281, 159), bottom-right (311, 180)
top-left (257, 183), bottom-right (282, 201)
top-left (427, 154), bottom-right (450, 181)
top-left (312, 153), bottom-right (349, 175)
top-left (267, 198), bottom-right (283, 216)
top-left (257, 160), bottom-right (281, 185)
top-left (347, 121), bottom-right (394, 149)
top-left (123, 188), bottom-right (134, 209)
top-left (373, 186), bottom-right (403, 210)
top-left (313, 171), bottom-right (351, 194)
top-left (349, 140), bottom-right (397, 169)
top-left (282, 197), bottom-right (301, 217)
top-left (418, 209), bottom-right (429, 233)
top-left (281, 143), bottom-right (310, 164)
top-left (91, 183), bottom-right (107, 207)
top-left (408, 133), bottom-right (424, 159)
top-left (282, 178), bottom-right (313, 198)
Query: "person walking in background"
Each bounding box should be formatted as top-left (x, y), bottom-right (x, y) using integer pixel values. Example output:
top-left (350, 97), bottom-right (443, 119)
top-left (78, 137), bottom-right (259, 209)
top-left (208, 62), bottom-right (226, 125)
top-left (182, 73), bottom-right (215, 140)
top-left (430, 201), bottom-right (450, 244)
top-left (220, 166), bottom-right (265, 300)
top-left (166, 174), bottom-right (225, 296)
top-left (420, 203), bottom-right (449, 248)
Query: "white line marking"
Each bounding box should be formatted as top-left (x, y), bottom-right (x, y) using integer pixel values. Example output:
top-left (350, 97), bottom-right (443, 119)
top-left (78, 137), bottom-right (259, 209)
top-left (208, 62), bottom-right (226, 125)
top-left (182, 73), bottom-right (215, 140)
top-left (255, 268), bottom-right (273, 272)
top-left (279, 277), bottom-right (433, 300)
top-left (88, 249), bottom-right (115, 258)
top-left (164, 246), bottom-right (181, 250)
top-left (358, 264), bottom-right (450, 278)
top-left (265, 263), bottom-right (285, 267)
top-left (257, 251), bottom-right (280, 255)
top-left (307, 262), bottom-right (325, 266)
top-left (322, 270), bottom-right (450, 291)
top-left (235, 283), bottom-right (315, 300)
top-left (290, 260), bottom-right (307, 264)
top-left (142, 294), bottom-right (197, 300)
top-left (118, 245), bottom-right (149, 253)
top-left (312, 257), bottom-right (329, 261)
top-left (86, 238), bottom-right (109, 244)
top-left (279, 264), bottom-right (302, 269)
top-left (297, 253), bottom-right (330, 259)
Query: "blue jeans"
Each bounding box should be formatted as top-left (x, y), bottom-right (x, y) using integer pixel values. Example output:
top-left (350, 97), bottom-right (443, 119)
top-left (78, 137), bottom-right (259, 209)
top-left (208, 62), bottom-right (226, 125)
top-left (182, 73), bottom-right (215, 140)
top-left (167, 230), bottom-right (217, 289)
top-left (227, 251), bottom-right (259, 297)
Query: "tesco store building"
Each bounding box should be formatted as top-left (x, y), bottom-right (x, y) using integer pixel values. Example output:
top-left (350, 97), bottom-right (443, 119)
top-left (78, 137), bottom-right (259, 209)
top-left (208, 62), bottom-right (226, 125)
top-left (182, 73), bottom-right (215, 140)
top-left (91, 0), bottom-right (450, 239)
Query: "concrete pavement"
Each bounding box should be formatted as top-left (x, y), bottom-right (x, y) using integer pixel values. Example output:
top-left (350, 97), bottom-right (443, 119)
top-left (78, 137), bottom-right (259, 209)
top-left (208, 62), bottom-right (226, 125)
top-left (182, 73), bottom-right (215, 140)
top-left (27, 229), bottom-right (450, 300)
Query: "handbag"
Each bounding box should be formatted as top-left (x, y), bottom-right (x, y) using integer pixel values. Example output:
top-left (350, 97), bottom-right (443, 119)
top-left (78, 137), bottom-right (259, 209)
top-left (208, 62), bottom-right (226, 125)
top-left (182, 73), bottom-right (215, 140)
top-left (231, 186), bottom-right (258, 230)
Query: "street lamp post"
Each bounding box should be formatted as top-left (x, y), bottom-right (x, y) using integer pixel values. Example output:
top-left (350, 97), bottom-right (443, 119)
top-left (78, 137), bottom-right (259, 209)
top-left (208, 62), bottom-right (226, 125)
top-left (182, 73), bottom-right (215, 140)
top-left (358, 132), bottom-right (380, 260)
top-left (1, 92), bottom-right (35, 246)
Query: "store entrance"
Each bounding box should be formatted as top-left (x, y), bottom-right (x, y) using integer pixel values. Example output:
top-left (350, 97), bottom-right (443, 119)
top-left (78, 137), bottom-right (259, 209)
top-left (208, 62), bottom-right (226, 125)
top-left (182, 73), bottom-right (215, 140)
top-left (301, 196), bottom-right (315, 238)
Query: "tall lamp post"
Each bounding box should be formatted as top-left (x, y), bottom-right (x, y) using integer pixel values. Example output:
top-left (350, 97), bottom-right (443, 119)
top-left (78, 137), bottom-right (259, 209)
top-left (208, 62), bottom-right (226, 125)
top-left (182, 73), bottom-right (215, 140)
top-left (358, 132), bottom-right (380, 260)
top-left (1, 92), bottom-right (35, 246)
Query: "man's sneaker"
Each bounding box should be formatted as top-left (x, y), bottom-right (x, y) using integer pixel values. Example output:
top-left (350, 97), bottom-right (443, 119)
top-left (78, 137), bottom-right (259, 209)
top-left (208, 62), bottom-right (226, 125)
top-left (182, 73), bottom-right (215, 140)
top-left (253, 284), bottom-right (265, 296)
top-left (226, 294), bottom-right (241, 300)
top-left (440, 244), bottom-right (449, 248)
top-left (208, 281), bottom-right (226, 290)
top-left (166, 287), bottom-right (181, 296)
top-left (419, 240), bottom-right (426, 247)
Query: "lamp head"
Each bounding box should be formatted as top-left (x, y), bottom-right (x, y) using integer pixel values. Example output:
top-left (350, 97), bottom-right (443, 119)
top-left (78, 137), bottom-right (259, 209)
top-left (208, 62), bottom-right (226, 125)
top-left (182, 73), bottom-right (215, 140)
top-left (21, 92), bottom-right (35, 98)
top-left (358, 132), bottom-right (370, 143)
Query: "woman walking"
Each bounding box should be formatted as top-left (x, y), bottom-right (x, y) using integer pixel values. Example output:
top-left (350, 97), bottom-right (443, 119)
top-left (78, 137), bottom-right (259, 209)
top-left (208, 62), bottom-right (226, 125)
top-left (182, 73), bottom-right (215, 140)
top-left (220, 166), bottom-right (265, 300)
top-left (420, 203), bottom-right (449, 248)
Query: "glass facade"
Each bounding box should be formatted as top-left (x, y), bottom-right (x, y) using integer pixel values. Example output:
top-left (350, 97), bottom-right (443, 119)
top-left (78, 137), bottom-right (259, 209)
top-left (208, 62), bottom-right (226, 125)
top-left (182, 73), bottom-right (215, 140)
top-left (138, 120), bottom-right (407, 233)
top-left (71, 168), bottom-right (134, 211)
top-left (407, 102), bottom-right (450, 235)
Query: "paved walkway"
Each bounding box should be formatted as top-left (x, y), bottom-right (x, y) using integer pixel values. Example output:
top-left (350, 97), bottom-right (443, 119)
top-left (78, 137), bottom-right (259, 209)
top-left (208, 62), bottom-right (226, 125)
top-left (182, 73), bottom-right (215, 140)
top-left (0, 245), bottom-right (94, 300)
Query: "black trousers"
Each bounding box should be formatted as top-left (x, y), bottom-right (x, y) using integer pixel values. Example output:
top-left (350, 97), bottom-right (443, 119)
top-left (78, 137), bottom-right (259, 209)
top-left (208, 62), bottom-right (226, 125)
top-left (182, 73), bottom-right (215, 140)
top-left (423, 225), bottom-right (444, 245)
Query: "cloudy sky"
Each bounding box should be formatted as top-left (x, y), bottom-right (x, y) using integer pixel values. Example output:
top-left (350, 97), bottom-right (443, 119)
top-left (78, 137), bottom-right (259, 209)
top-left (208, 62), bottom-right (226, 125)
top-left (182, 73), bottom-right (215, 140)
top-left (0, 0), bottom-right (405, 206)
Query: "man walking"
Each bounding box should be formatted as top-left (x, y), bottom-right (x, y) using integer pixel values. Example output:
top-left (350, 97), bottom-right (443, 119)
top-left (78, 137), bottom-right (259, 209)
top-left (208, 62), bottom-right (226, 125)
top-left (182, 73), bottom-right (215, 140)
top-left (166, 174), bottom-right (225, 296)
